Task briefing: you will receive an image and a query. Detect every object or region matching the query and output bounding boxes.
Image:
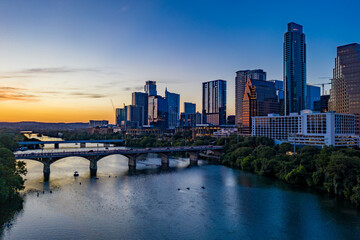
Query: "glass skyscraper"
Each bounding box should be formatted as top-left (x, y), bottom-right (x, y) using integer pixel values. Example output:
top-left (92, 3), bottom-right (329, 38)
top-left (202, 79), bottom-right (227, 125)
top-left (235, 69), bottom-right (266, 127)
top-left (284, 22), bottom-right (306, 115)
top-left (165, 89), bottom-right (180, 129)
top-left (132, 92), bottom-right (148, 125)
top-left (329, 43), bottom-right (360, 134)
top-left (144, 81), bottom-right (157, 96)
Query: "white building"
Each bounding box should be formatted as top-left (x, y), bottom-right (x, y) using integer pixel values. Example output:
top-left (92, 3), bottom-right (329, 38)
top-left (213, 128), bottom-right (238, 138)
top-left (252, 110), bottom-right (358, 147)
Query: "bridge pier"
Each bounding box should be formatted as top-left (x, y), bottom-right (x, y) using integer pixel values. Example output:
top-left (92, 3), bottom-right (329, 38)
top-left (54, 143), bottom-right (59, 149)
top-left (128, 155), bottom-right (137, 169)
top-left (189, 152), bottom-right (199, 166)
top-left (80, 143), bottom-right (86, 148)
top-left (90, 160), bottom-right (97, 177)
top-left (43, 162), bottom-right (50, 182)
top-left (160, 153), bottom-right (169, 166)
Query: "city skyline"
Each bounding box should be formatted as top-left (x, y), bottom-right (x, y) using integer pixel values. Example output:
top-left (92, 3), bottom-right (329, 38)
top-left (0, 0), bottom-right (359, 123)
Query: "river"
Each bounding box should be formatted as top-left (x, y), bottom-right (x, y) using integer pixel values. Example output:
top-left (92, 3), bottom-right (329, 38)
top-left (1, 139), bottom-right (360, 239)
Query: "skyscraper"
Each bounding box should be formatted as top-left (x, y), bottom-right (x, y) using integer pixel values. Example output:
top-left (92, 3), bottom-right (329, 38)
top-left (235, 69), bottom-right (266, 127)
top-left (306, 85), bottom-right (321, 110)
top-left (202, 79), bottom-right (227, 125)
top-left (132, 92), bottom-right (148, 125)
top-left (148, 95), bottom-right (167, 128)
top-left (144, 81), bottom-right (157, 96)
top-left (284, 22), bottom-right (306, 115)
top-left (329, 43), bottom-right (360, 134)
top-left (241, 79), bottom-right (279, 134)
top-left (165, 88), bottom-right (180, 129)
top-left (184, 102), bottom-right (196, 114)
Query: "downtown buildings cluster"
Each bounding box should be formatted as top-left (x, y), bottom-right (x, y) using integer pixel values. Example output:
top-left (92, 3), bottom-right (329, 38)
top-left (92, 22), bottom-right (360, 148)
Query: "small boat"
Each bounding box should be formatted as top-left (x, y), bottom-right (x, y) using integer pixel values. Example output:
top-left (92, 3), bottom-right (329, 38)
top-left (74, 171), bottom-right (79, 177)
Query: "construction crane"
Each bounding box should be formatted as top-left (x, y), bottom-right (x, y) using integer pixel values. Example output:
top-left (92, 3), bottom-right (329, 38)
top-left (312, 82), bottom-right (331, 96)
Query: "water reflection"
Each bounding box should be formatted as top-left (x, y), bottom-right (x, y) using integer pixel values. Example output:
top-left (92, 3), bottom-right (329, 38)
top-left (2, 153), bottom-right (360, 239)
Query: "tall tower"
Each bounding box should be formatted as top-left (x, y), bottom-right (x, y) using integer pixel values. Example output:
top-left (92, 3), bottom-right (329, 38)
top-left (329, 43), bottom-right (360, 134)
top-left (284, 22), bottom-right (306, 115)
top-left (235, 69), bottom-right (266, 128)
top-left (144, 81), bottom-right (157, 96)
top-left (202, 79), bottom-right (227, 125)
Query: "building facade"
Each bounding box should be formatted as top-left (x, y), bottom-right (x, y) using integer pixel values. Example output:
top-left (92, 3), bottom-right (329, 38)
top-left (165, 89), bottom-right (180, 129)
top-left (148, 95), bottom-right (167, 128)
top-left (202, 79), bottom-right (227, 125)
top-left (241, 79), bottom-right (279, 134)
top-left (284, 22), bottom-right (306, 115)
top-left (329, 43), bottom-right (360, 134)
top-left (144, 80), bottom-right (157, 96)
top-left (132, 92), bottom-right (148, 125)
top-left (184, 102), bottom-right (196, 114)
top-left (252, 110), bottom-right (357, 147)
top-left (306, 85), bottom-right (321, 110)
top-left (314, 95), bottom-right (330, 113)
top-left (235, 69), bottom-right (266, 127)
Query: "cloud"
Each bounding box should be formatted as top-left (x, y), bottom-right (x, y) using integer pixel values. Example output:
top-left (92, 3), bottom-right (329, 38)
top-left (68, 92), bottom-right (107, 98)
top-left (0, 67), bottom-right (101, 80)
top-left (122, 86), bottom-right (143, 91)
top-left (14, 67), bottom-right (100, 74)
top-left (0, 87), bottom-right (38, 102)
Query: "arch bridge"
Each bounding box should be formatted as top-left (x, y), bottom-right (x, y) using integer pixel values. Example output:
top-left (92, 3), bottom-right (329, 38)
top-left (14, 145), bottom-right (223, 181)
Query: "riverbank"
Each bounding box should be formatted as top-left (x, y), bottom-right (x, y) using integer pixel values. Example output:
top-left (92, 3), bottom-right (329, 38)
top-left (218, 134), bottom-right (360, 206)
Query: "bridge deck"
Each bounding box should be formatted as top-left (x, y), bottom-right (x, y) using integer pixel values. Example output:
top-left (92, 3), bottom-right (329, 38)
top-left (18, 139), bottom-right (124, 145)
top-left (15, 145), bottom-right (223, 159)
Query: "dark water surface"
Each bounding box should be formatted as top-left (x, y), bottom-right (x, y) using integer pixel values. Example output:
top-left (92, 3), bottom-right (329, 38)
top-left (1, 154), bottom-right (360, 240)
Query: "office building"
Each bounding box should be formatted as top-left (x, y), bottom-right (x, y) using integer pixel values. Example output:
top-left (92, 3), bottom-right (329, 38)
top-left (284, 22), bottom-right (306, 115)
top-left (252, 110), bottom-right (357, 147)
top-left (148, 95), bottom-right (167, 128)
top-left (144, 81), bottom-right (157, 96)
top-left (227, 115), bottom-right (235, 125)
top-left (89, 120), bottom-right (109, 127)
top-left (314, 95), bottom-right (330, 113)
top-left (165, 89), bottom-right (180, 129)
top-left (132, 92), bottom-right (148, 125)
top-left (329, 43), bottom-right (360, 134)
top-left (115, 108), bottom-right (126, 126)
top-left (235, 69), bottom-right (266, 127)
top-left (126, 105), bottom-right (144, 128)
top-left (184, 102), bottom-right (196, 114)
top-left (202, 79), bottom-right (227, 125)
top-left (306, 85), bottom-right (321, 110)
top-left (180, 112), bottom-right (202, 127)
top-left (241, 79), bottom-right (279, 134)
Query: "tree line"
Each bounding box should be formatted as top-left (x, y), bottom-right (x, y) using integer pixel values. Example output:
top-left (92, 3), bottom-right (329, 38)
top-left (218, 134), bottom-right (360, 206)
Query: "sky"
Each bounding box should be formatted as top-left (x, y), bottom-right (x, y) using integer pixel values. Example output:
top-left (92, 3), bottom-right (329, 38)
top-left (0, 0), bottom-right (359, 123)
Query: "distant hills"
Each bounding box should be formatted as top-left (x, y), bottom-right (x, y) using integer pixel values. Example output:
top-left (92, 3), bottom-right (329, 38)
top-left (0, 122), bottom-right (89, 131)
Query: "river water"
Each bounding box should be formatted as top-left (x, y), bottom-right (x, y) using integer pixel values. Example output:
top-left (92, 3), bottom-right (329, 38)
top-left (1, 141), bottom-right (360, 239)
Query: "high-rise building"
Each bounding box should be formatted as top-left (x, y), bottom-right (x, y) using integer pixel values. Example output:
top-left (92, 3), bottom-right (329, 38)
top-left (284, 22), bottom-right (306, 115)
top-left (314, 95), bottom-right (330, 113)
top-left (126, 105), bottom-right (144, 128)
top-left (329, 43), bottom-right (360, 134)
top-left (148, 95), bottom-right (167, 128)
top-left (235, 69), bottom-right (266, 127)
top-left (144, 81), bottom-right (157, 96)
top-left (202, 79), bottom-right (227, 125)
top-left (184, 102), bottom-right (196, 114)
top-left (306, 85), bottom-right (321, 110)
top-left (241, 79), bottom-right (279, 134)
top-left (165, 89), bottom-right (180, 129)
top-left (115, 108), bottom-right (127, 126)
top-left (132, 92), bottom-right (148, 125)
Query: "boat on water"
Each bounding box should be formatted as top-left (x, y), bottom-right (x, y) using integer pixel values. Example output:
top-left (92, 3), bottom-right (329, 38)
top-left (74, 171), bottom-right (79, 177)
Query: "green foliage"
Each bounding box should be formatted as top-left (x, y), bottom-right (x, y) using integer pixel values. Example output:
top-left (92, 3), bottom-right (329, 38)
top-left (0, 131), bottom-right (27, 203)
top-left (220, 135), bottom-right (360, 206)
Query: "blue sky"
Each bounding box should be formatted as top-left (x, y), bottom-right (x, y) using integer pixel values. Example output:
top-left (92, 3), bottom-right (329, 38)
top-left (0, 0), bottom-right (359, 122)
